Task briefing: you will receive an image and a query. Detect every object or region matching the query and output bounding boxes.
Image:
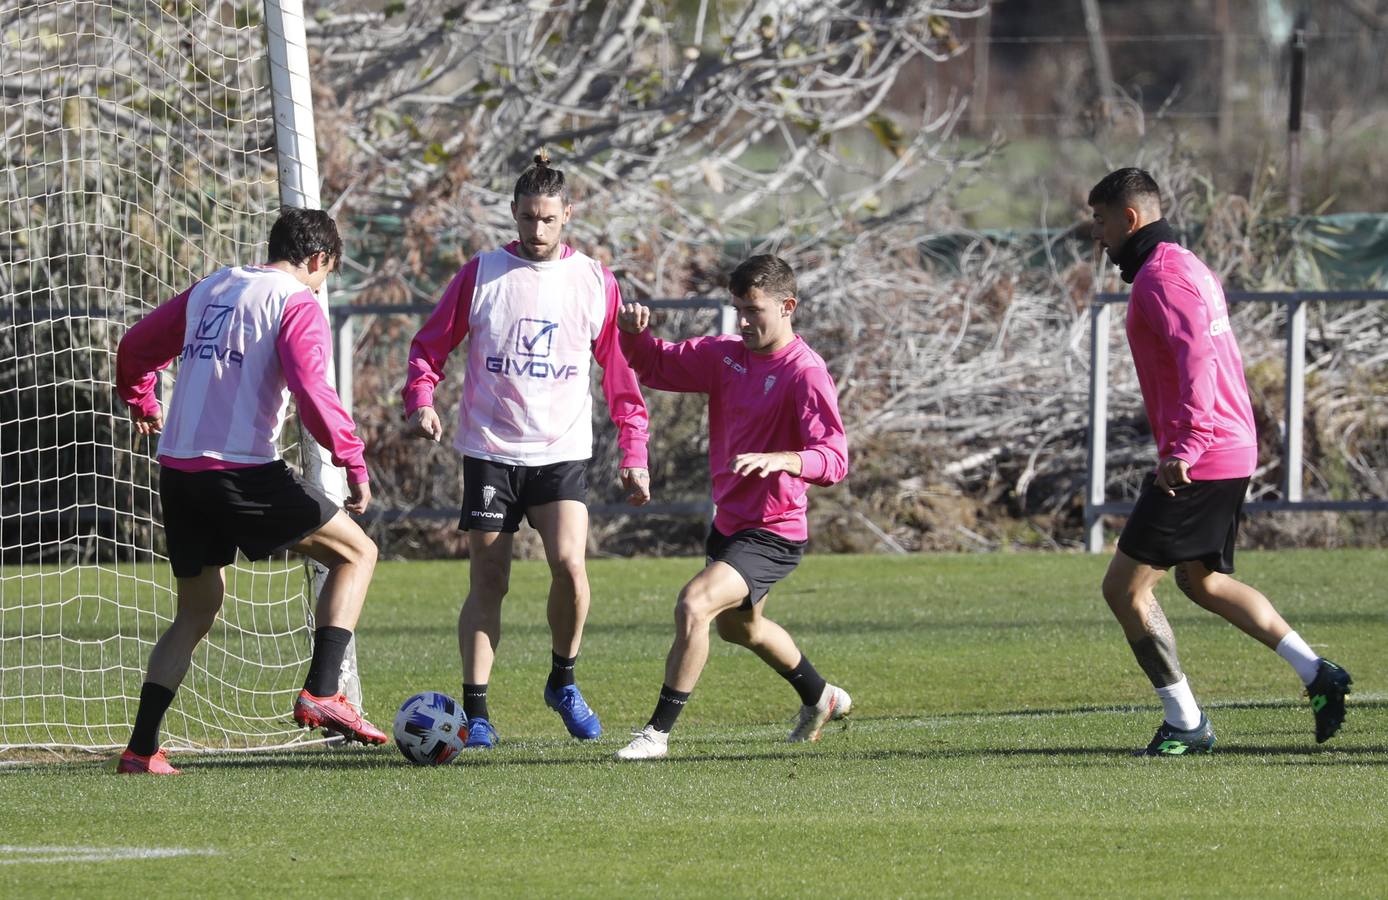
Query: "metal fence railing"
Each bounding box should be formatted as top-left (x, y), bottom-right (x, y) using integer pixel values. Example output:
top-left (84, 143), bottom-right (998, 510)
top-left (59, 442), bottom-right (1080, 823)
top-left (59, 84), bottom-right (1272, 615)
top-left (1085, 290), bottom-right (1388, 552)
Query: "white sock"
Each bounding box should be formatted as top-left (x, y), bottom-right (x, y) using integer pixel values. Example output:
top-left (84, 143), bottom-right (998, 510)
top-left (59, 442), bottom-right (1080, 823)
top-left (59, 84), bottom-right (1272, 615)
top-left (1154, 676), bottom-right (1203, 730)
top-left (1275, 631), bottom-right (1321, 685)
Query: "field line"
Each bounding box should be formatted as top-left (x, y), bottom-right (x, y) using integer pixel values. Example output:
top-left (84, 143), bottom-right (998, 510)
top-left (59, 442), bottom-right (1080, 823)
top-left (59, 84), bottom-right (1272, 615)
top-left (0, 845), bottom-right (219, 865)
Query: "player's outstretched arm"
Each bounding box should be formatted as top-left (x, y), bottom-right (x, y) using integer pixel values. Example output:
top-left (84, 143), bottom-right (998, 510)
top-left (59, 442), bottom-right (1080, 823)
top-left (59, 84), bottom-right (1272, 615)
top-left (617, 302), bottom-right (650, 334)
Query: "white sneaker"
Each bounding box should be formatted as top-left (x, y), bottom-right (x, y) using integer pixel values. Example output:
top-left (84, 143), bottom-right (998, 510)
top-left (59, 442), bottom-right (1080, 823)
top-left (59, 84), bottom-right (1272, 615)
top-left (788, 684), bottom-right (851, 743)
top-left (614, 725), bottom-right (669, 761)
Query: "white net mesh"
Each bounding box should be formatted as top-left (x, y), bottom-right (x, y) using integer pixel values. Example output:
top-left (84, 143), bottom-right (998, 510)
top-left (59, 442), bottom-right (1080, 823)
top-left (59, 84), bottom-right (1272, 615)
top-left (1, 0), bottom-right (327, 752)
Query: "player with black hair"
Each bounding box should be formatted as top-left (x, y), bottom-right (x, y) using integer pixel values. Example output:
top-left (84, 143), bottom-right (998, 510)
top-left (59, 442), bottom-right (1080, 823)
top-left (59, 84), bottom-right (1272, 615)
top-left (1089, 167), bottom-right (1352, 756)
top-left (114, 207), bottom-right (385, 773)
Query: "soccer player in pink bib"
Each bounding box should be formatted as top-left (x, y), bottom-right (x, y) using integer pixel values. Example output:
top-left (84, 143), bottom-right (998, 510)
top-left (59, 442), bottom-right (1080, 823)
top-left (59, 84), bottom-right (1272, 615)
top-left (1089, 168), bottom-right (1352, 756)
top-left (612, 255), bottom-right (851, 761)
top-left (403, 152), bottom-right (651, 748)
top-left (114, 208), bottom-right (386, 774)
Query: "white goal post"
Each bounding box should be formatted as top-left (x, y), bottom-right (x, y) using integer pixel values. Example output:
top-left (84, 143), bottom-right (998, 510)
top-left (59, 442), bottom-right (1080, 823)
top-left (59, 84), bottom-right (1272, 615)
top-left (1, 0), bottom-right (360, 752)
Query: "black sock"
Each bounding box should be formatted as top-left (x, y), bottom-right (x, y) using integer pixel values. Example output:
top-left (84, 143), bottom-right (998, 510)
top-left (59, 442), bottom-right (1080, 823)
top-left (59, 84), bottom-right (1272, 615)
top-left (780, 654), bottom-right (828, 706)
top-left (547, 652), bottom-right (577, 692)
top-left (127, 682), bottom-right (177, 756)
top-left (647, 684), bottom-right (691, 733)
top-left (302, 626), bottom-right (353, 696)
top-left (463, 683), bottom-right (489, 721)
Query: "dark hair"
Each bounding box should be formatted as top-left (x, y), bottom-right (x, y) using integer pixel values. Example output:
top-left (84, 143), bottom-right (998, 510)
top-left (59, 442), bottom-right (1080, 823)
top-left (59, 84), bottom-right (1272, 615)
top-left (267, 207), bottom-right (342, 268)
top-left (1088, 167), bottom-right (1162, 210)
top-left (513, 148), bottom-right (570, 204)
top-left (728, 254), bottom-right (796, 301)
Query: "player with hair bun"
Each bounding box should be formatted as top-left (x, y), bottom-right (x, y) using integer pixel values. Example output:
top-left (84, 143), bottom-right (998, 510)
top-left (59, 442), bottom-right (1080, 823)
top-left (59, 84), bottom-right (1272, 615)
top-left (403, 150), bottom-right (651, 749)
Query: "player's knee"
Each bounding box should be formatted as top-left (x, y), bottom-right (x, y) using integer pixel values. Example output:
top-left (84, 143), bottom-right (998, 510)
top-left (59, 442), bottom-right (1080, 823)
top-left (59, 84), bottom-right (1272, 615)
top-left (173, 605), bottom-right (220, 638)
top-left (353, 533), bottom-right (379, 570)
top-left (673, 587), bottom-right (717, 630)
top-left (470, 567), bottom-right (509, 598)
top-left (546, 554), bottom-right (585, 588)
top-left (1100, 572), bottom-right (1135, 609)
top-left (319, 526), bottom-right (376, 572)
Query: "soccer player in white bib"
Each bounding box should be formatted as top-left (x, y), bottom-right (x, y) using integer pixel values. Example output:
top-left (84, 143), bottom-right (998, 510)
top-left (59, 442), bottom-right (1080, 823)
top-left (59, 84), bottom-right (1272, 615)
top-left (403, 151), bottom-right (651, 748)
top-left (114, 208), bottom-right (386, 774)
top-left (613, 255), bottom-right (851, 761)
top-left (1089, 168), bottom-right (1352, 756)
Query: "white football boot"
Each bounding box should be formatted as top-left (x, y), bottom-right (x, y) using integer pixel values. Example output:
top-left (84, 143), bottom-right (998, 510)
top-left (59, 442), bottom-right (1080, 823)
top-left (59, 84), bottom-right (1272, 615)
top-left (787, 684), bottom-right (852, 743)
top-left (614, 725), bottom-right (670, 761)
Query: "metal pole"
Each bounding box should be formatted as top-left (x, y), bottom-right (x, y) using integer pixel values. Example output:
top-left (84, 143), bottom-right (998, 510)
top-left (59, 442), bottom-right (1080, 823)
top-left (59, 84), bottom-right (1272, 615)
top-left (1283, 298), bottom-right (1306, 502)
top-left (334, 314), bottom-right (355, 416)
top-left (1085, 301), bottom-right (1111, 553)
top-left (1080, 0), bottom-right (1116, 124)
top-left (970, 8), bottom-right (991, 134)
top-left (264, 0), bottom-right (360, 710)
top-left (1216, 0), bottom-right (1236, 152)
top-left (1287, 13), bottom-right (1306, 215)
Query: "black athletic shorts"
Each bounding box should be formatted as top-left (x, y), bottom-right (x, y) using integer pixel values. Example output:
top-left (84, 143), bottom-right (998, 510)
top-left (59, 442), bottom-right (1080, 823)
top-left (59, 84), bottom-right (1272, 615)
top-left (459, 456), bottom-right (588, 533)
top-left (1117, 472), bottom-right (1249, 574)
top-left (705, 526), bottom-right (807, 609)
top-left (159, 460), bottom-right (338, 578)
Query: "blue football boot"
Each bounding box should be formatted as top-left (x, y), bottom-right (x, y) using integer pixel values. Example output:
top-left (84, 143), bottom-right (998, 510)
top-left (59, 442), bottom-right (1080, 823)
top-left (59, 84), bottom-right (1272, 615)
top-left (543, 683), bottom-right (602, 740)
top-left (463, 716), bottom-right (498, 749)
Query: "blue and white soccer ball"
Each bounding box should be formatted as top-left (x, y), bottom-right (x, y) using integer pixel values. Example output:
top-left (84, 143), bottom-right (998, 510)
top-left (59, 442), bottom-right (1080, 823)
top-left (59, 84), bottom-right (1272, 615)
top-left (393, 691), bottom-right (466, 765)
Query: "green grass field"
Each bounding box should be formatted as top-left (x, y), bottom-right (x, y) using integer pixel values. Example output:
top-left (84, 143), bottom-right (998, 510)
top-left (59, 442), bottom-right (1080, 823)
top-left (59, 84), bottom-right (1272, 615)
top-left (2, 549), bottom-right (1385, 897)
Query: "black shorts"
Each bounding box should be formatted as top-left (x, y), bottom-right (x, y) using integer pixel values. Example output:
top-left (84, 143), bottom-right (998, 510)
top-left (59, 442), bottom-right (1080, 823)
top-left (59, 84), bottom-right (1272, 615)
top-left (459, 456), bottom-right (588, 533)
top-left (159, 461), bottom-right (338, 578)
top-left (705, 526), bottom-right (807, 609)
top-left (1117, 472), bottom-right (1249, 574)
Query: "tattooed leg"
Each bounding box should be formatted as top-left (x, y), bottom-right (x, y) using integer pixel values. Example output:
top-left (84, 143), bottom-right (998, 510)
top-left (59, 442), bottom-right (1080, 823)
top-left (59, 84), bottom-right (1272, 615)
top-left (1129, 598), bottom-right (1184, 688)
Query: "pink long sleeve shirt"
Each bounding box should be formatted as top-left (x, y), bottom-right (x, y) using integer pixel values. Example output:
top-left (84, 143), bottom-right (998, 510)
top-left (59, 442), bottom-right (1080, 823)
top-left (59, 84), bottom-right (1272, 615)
top-left (619, 329), bottom-right (848, 541)
top-left (116, 265), bottom-right (369, 484)
top-left (1126, 243), bottom-right (1258, 480)
top-left (403, 242), bottom-right (649, 468)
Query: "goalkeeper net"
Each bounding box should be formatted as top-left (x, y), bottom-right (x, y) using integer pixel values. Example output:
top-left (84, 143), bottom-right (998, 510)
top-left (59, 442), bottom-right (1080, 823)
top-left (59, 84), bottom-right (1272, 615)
top-left (1, 0), bottom-right (345, 752)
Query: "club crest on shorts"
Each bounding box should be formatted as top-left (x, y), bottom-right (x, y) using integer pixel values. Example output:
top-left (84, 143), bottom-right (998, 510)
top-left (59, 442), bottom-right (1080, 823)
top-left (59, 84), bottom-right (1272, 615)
top-left (481, 485), bottom-right (496, 509)
top-left (763, 375), bottom-right (776, 395)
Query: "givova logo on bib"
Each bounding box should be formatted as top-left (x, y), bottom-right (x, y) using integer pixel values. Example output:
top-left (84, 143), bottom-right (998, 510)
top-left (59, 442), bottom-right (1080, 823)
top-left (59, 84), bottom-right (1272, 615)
top-left (485, 318), bottom-right (579, 379)
top-left (182, 303), bottom-right (244, 367)
top-left (515, 318), bottom-right (557, 357)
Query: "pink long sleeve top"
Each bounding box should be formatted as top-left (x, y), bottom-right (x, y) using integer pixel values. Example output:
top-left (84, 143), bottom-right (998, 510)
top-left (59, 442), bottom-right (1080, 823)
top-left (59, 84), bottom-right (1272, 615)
top-left (1126, 243), bottom-right (1258, 480)
top-left (619, 328), bottom-right (848, 541)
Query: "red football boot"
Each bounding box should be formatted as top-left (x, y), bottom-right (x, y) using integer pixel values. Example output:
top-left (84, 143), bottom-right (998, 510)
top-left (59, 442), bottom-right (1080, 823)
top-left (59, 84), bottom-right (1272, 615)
top-left (116, 748), bottom-right (181, 775)
top-left (293, 690), bottom-right (387, 745)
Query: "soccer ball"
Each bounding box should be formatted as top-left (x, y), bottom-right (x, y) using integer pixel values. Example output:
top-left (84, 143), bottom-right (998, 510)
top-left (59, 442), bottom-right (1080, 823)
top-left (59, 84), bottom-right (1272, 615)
top-left (393, 691), bottom-right (466, 765)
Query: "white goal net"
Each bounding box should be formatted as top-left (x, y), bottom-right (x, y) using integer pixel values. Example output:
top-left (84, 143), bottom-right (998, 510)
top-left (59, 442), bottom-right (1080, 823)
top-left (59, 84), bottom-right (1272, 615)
top-left (1, 0), bottom-right (348, 752)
